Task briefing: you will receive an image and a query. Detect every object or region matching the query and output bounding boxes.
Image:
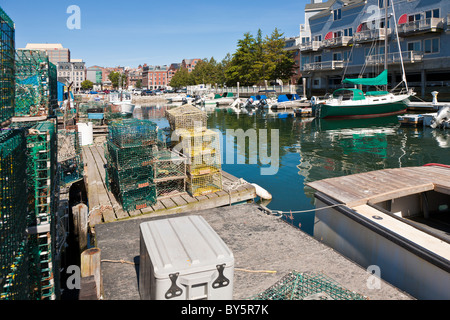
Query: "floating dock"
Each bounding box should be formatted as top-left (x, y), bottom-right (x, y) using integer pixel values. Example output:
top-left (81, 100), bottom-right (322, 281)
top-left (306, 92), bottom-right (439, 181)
top-left (81, 142), bottom-right (257, 230)
top-left (95, 203), bottom-right (412, 300)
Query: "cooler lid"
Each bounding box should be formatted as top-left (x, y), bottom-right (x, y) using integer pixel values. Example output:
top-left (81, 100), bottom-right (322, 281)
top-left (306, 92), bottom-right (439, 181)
top-left (140, 215), bottom-right (234, 278)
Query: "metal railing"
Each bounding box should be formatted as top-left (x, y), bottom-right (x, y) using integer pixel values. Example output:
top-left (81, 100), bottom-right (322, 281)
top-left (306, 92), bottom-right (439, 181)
top-left (365, 51), bottom-right (423, 65)
top-left (321, 36), bottom-right (352, 48)
top-left (352, 28), bottom-right (390, 43)
top-left (302, 60), bottom-right (345, 71)
top-left (299, 40), bottom-right (321, 52)
top-left (398, 18), bottom-right (444, 34)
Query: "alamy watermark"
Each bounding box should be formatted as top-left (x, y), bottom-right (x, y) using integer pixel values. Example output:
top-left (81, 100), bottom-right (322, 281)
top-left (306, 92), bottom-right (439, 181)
top-left (170, 122), bottom-right (280, 176)
top-left (67, 5), bottom-right (81, 30)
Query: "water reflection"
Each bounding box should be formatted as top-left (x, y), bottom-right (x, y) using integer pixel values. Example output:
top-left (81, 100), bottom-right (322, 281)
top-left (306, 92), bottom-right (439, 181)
top-left (135, 103), bottom-right (450, 235)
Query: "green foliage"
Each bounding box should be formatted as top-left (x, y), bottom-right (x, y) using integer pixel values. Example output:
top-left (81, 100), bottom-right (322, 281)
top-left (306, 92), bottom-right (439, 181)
top-left (169, 67), bottom-right (193, 88)
top-left (81, 80), bottom-right (94, 90)
top-left (168, 28), bottom-right (295, 88)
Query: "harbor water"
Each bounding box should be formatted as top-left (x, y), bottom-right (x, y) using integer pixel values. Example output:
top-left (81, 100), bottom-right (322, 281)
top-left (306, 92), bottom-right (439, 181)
top-left (135, 104), bottom-right (450, 236)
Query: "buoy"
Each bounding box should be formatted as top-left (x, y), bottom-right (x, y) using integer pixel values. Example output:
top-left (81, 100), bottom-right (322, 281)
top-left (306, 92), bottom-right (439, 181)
top-left (251, 183), bottom-right (272, 200)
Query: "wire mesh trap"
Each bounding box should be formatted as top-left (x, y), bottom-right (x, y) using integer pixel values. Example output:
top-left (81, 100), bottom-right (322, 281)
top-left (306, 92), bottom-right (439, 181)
top-left (108, 119), bottom-right (158, 148)
top-left (165, 104), bottom-right (208, 132)
top-left (251, 271), bottom-right (368, 300)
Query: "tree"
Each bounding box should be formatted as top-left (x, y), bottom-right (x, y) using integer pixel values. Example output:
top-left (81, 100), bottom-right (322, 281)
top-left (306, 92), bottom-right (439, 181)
top-left (81, 80), bottom-right (94, 90)
top-left (135, 79), bottom-right (142, 89)
top-left (169, 67), bottom-right (193, 88)
top-left (263, 28), bottom-right (295, 83)
top-left (225, 32), bottom-right (257, 86)
top-left (108, 71), bottom-right (120, 89)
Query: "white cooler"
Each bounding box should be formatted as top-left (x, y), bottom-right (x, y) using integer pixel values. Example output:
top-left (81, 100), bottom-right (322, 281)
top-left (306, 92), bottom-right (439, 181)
top-left (139, 215), bottom-right (234, 300)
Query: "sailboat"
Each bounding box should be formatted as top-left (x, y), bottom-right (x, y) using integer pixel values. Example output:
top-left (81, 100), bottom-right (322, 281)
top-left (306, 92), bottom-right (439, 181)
top-left (311, 0), bottom-right (416, 119)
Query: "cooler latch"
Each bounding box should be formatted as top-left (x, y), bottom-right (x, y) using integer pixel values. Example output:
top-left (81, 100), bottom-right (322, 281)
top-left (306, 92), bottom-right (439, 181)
top-left (165, 272), bottom-right (183, 299)
top-left (212, 264), bottom-right (230, 289)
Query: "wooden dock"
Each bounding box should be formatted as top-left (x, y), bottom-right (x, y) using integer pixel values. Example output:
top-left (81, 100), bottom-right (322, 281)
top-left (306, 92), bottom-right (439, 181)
top-left (81, 143), bottom-right (256, 229)
top-left (307, 165), bottom-right (450, 208)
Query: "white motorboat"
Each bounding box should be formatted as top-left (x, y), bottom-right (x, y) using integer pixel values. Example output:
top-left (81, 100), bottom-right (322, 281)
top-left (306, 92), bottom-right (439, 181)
top-left (307, 165), bottom-right (450, 300)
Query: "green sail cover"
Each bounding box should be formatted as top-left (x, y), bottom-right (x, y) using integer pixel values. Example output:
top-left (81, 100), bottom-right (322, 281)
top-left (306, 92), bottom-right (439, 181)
top-left (343, 70), bottom-right (388, 86)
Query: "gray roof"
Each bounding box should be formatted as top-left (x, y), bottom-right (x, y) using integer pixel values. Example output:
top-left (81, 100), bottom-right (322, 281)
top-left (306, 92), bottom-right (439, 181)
top-left (305, 0), bottom-right (363, 12)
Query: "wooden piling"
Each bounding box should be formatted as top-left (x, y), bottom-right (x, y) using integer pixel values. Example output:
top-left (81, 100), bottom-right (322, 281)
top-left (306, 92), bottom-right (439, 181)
top-left (81, 248), bottom-right (102, 299)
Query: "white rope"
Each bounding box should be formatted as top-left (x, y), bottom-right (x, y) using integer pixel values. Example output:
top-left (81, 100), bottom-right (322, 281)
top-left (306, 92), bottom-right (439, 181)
top-left (262, 203), bottom-right (348, 216)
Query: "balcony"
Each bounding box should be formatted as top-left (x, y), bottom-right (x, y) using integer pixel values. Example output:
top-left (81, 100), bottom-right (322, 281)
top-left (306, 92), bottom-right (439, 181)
top-left (352, 28), bottom-right (391, 43)
top-left (320, 36), bottom-right (352, 48)
top-left (397, 18), bottom-right (444, 36)
top-left (299, 40), bottom-right (321, 52)
top-left (302, 60), bottom-right (344, 71)
top-left (365, 51), bottom-right (423, 65)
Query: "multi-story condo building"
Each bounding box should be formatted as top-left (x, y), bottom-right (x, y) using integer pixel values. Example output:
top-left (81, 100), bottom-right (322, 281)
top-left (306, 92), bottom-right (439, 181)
top-left (57, 61), bottom-right (86, 92)
top-left (300, 0), bottom-right (450, 98)
top-left (284, 36), bottom-right (301, 84)
top-left (24, 43), bottom-right (71, 65)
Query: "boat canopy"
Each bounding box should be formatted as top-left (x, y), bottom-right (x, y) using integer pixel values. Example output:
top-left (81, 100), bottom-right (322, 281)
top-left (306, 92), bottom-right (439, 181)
top-left (222, 92), bottom-right (234, 98)
top-left (214, 94), bottom-right (222, 99)
top-left (278, 94), bottom-right (300, 102)
top-left (332, 88), bottom-right (366, 101)
top-left (342, 70), bottom-right (388, 86)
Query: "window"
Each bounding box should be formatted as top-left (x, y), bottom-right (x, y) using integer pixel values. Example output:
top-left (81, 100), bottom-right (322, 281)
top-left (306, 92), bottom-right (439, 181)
top-left (378, 0), bottom-right (390, 8)
top-left (424, 38), bottom-right (439, 54)
top-left (314, 35), bottom-right (322, 41)
top-left (344, 28), bottom-right (352, 37)
top-left (333, 8), bottom-right (341, 20)
top-left (425, 9), bottom-right (439, 19)
top-left (333, 52), bottom-right (342, 61)
top-left (314, 55), bottom-right (322, 63)
top-left (334, 31), bottom-right (342, 38)
top-left (407, 41), bottom-right (421, 52)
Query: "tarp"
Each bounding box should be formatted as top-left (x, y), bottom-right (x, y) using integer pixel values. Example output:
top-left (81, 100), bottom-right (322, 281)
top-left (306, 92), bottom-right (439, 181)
top-left (343, 70), bottom-right (388, 86)
top-left (17, 75), bottom-right (39, 86)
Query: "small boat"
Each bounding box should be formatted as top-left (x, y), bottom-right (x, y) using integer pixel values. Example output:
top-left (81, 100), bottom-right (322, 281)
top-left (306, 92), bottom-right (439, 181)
top-left (269, 94), bottom-right (307, 110)
top-left (215, 92), bottom-right (235, 106)
top-left (110, 91), bottom-right (135, 115)
top-left (307, 164), bottom-right (450, 300)
top-left (167, 94), bottom-right (186, 103)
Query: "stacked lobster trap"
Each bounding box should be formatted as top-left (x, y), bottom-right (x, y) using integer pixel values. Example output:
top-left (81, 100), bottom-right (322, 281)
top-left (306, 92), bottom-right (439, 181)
top-left (105, 119), bottom-right (159, 212)
top-left (15, 49), bottom-right (58, 117)
top-left (0, 7), bottom-right (15, 125)
top-left (57, 127), bottom-right (84, 186)
top-left (165, 105), bottom-right (223, 197)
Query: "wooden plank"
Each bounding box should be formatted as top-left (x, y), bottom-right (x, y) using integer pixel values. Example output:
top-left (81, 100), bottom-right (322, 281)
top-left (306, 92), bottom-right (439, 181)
top-left (434, 184), bottom-right (450, 196)
top-left (151, 200), bottom-right (166, 212)
top-left (180, 194), bottom-right (198, 204)
top-left (84, 146), bottom-right (115, 224)
top-left (160, 198), bottom-right (178, 210)
top-left (364, 183), bottom-right (435, 207)
top-left (90, 145), bottom-right (130, 221)
top-left (171, 195), bottom-right (188, 206)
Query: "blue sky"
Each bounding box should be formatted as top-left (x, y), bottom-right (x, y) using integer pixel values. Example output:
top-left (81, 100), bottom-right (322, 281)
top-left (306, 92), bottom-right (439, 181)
top-left (2, 0), bottom-right (307, 68)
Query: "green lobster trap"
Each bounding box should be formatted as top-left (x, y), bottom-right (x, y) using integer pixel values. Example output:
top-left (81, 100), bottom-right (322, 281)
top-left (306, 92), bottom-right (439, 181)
top-left (108, 119), bottom-right (158, 148)
top-left (0, 129), bottom-right (29, 293)
top-left (105, 140), bottom-right (154, 171)
top-left (0, 6), bottom-right (15, 124)
top-left (252, 271), bottom-right (368, 300)
top-left (15, 50), bottom-right (57, 117)
top-left (106, 164), bottom-right (154, 193)
top-left (109, 180), bottom-right (157, 212)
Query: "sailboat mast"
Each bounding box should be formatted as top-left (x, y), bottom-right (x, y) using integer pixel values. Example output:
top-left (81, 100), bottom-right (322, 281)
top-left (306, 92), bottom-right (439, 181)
top-left (384, 0), bottom-right (388, 91)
